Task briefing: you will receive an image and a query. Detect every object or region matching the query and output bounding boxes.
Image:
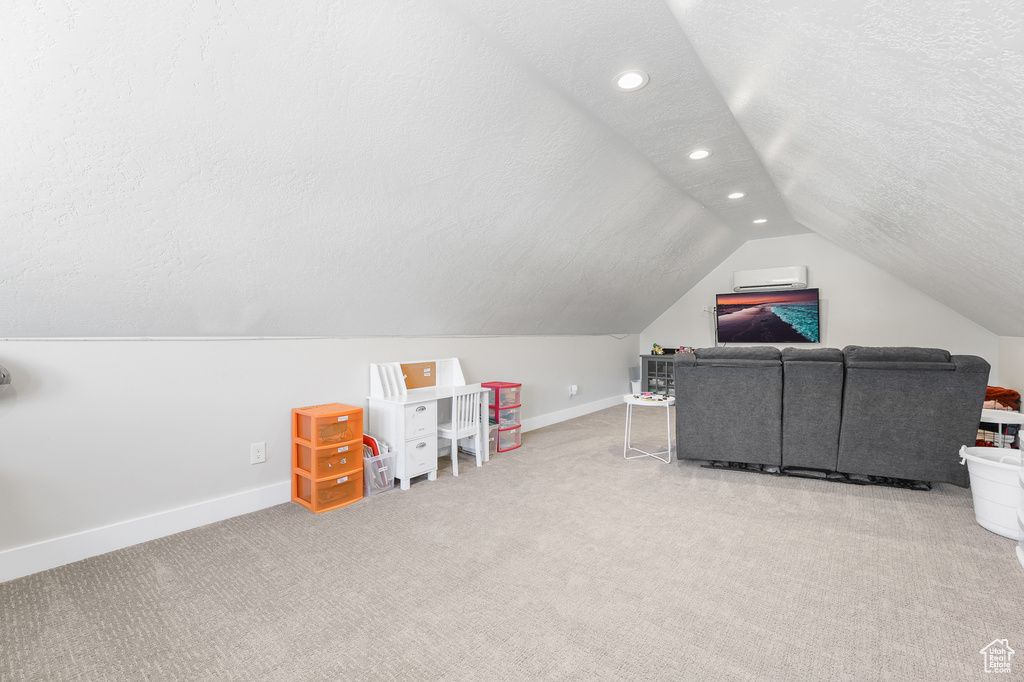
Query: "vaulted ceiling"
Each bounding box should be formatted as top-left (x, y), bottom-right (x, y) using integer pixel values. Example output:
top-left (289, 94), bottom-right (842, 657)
top-left (3, 1), bottom-right (1021, 337)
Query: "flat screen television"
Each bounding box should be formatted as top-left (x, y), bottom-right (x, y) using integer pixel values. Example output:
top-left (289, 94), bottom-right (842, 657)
top-left (715, 288), bottom-right (820, 344)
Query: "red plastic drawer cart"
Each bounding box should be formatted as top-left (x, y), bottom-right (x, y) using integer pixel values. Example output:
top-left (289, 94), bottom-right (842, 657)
top-left (292, 403), bottom-right (364, 513)
top-left (483, 382), bottom-right (522, 452)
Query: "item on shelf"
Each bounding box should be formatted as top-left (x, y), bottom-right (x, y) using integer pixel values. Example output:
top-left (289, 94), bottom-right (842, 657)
top-left (640, 354), bottom-right (675, 396)
top-left (291, 403), bottom-right (365, 513)
top-left (985, 386), bottom-right (1021, 412)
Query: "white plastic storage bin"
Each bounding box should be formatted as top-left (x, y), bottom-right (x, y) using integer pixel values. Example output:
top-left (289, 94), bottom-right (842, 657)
top-left (461, 423), bottom-right (497, 456)
top-left (363, 451), bottom-right (396, 497)
top-left (959, 446), bottom-right (1022, 539)
top-left (491, 405), bottom-right (521, 429)
top-left (497, 425), bottom-right (521, 452)
top-left (1017, 507), bottom-right (1024, 570)
top-left (1018, 470), bottom-right (1024, 570)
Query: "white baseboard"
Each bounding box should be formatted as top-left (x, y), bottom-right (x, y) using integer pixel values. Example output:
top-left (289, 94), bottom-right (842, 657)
top-left (520, 394), bottom-right (623, 433)
top-left (1, 397), bottom-right (624, 583)
top-left (0, 481), bottom-right (290, 583)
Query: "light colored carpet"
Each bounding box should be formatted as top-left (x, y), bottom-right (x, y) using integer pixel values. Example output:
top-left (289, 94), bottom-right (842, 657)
top-left (2, 404), bottom-right (1022, 681)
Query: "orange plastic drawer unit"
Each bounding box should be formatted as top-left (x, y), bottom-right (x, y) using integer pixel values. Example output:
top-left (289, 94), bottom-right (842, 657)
top-left (293, 439), bottom-right (362, 481)
top-left (293, 472), bottom-right (362, 513)
top-left (293, 403), bottom-right (363, 448)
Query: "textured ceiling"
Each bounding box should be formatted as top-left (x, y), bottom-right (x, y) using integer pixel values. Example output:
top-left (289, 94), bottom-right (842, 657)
top-left (669, 0), bottom-right (1024, 336)
top-left (2, 0), bottom-right (1020, 338)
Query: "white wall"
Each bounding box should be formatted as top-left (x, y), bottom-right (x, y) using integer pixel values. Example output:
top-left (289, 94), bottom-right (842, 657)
top-left (997, 337), bottom-right (1024, 393)
top-left (640, 233), bottom-right (1000, 378)
top-left (0, 334), bottom-right (636, 579)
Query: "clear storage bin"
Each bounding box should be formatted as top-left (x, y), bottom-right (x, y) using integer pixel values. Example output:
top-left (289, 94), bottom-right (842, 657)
top-left (363, 451), bottom-right (395, 496)
top-left (497, 425), bottom-right (521, 452)
top-left (461, 423), bottom-right (498, 456)
top-left (483, 382), bottom-right (522, 408)
top-left (491, 405), bottom-right (521, 428)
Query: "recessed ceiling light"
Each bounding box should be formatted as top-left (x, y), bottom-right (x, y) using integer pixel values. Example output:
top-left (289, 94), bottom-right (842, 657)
top-left (752, 218), bottom-right (768, 224)
top-left (615, 70), bottom-right (649, 91)
top-left (728, 192), bottom-right (746, 199)
top-left (688, 149), bottom-right (712, 160)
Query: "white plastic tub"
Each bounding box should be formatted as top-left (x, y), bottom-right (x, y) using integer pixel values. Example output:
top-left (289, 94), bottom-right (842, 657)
top-left (1018, 471), bottom-right (1024, 569)
top-left (1018, 507), bottom-right (1024, 570)
top-left (959, 446), bottom-right (1022, 540)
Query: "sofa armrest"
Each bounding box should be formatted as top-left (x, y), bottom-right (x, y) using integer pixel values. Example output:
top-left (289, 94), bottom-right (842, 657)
top-left (951, 355), bottom-right (990, 374)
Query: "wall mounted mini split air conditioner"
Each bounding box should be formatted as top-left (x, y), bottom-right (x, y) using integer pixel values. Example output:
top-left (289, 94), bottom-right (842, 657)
top-left (732, 265), bottom-right (808, 292)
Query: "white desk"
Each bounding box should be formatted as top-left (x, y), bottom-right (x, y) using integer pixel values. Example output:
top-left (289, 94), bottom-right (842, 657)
top-left (367, 384), bottom-right (489, 490)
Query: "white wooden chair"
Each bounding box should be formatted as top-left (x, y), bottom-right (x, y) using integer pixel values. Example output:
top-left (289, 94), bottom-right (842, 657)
top-left (437, 389), bottom-right (484, 476)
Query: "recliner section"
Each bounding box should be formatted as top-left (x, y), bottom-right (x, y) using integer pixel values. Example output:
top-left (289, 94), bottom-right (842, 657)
top-left (674, 347), bottom-right (782, 467)
top-left (674, 345), bottom-right (990, 487)
top-left (835, 346), bottom-right (989, 487)
top-left (781, 347), bottom-right (844, 472)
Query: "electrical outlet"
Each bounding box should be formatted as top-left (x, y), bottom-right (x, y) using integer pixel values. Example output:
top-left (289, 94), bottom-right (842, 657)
top-left (250, 442), bottom-right (266, 465)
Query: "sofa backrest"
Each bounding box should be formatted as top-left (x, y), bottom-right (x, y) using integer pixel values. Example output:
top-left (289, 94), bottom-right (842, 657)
top-left (674, 347), bottom-right (783, 466)
top-left (781, 348), bottom-right (845, 471)
top-left (692, 346), bottom-right (782, 366)
top-left (836, 346), bottom-right (989, 486)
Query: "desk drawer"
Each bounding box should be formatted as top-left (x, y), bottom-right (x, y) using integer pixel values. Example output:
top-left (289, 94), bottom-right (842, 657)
top-left (404, 401), bottom-right (437, 438)
top-left (404, 435), bottom-right (437, 477)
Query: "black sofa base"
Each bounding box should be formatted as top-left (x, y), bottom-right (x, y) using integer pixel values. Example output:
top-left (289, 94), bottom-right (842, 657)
top-left (700, 460), bottom-right (932, 491)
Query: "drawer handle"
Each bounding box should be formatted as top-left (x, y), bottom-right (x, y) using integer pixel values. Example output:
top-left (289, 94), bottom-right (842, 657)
top-left (416, 406), bottom-right (426, 412)
top-left (338, 446), bottom-right (348, 453)
top-left (336, 476), bottom-right (348, 483)
top-left (416, 442), bottom-right (426, 448)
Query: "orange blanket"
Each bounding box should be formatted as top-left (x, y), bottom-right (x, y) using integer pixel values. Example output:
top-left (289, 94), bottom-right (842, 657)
top-left (986, 386), bottom-right (1020, 411)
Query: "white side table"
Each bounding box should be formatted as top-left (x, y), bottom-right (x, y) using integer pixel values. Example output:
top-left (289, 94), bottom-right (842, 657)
top-left (623, 394), bottom-right (675, 463)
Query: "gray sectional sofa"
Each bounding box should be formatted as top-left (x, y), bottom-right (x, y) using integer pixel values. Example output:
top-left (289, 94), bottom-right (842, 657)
top-left (673, 345), bottom-right (990, 487)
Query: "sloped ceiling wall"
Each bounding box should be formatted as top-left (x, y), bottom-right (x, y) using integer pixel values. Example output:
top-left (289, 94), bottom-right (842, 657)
top-left (670, 0), bottom-right (1024, 336)
top-left (3, 0), bottom-right (794, 337)
top-left (3, 1), bottom-right (1019, 337)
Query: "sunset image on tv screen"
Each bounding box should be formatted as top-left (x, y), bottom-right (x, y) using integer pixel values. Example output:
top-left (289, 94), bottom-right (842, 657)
top-left (715, 289), bottom-right (819, 343)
